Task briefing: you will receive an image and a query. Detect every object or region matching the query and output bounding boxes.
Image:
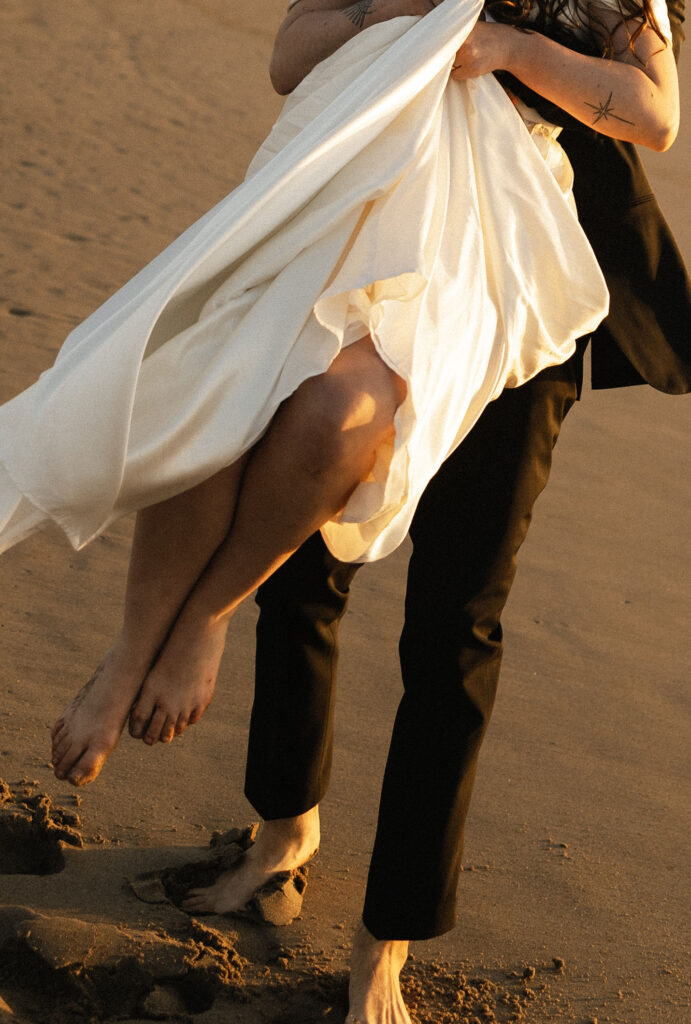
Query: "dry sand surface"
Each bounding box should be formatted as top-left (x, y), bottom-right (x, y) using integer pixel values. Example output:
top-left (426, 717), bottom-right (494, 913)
top-left (0, 1), bottom-right (689, 1021)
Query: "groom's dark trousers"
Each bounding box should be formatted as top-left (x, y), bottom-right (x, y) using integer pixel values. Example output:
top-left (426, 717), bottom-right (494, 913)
top-left (247, 352), bottom-right (583, 939)
top-left (245, 2), bottom-right (690, 941)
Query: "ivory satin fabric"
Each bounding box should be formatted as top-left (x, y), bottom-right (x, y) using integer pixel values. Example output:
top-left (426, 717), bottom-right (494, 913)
top-left (0, 0), bottom-right (608, 563)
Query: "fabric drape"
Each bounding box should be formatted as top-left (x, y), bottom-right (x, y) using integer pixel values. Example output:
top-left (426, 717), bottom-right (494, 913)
top-left (0, 0), bottom-right (608, 563)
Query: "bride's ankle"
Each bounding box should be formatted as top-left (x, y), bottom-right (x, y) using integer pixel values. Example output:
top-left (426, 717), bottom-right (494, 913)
top-left (109, 631), bottom-right (158, 672)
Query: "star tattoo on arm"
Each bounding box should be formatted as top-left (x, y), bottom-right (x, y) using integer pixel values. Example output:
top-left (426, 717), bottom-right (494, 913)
top-left (342, 0), bottom-right (375, 29)
top-left (584, 91), bottom-right (635, 127)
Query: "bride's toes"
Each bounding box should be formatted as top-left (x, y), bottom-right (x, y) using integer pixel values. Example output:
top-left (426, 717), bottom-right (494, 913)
top-left (129, 689), bottom-right (188, 745)
top-left (128, 690), bottom-right (156, 740)
top-left (128, 615), bottom-right (224, 745)
top-left (142, 706), bottom-right (169, 746)
top-left (53, 739), bottom-right (85, 781)
top-left (159, 718), bottom-right (177, 744)
top-left (50, 717), bottom-right (66, 742)
top-left (174, 713), bottom-right (190, 737)
top-left (65, 747), bottom-right (107, 787)
top-left (129, 672), bottom-right (210, 744)
top-left (51, 730), bottom-right (71, 766)
top-left (51, 725), bottom-right (111, 785)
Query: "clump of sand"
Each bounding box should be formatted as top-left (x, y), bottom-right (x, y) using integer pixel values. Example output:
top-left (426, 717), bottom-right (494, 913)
top-left (0, 906), bottom-right (244, 1022)
top-left (0, 786), bottom-right (566, 1023)
top-left (0, 779), bottom-right (82, 876)
top-left (139, 823), bottom-right (310, 927)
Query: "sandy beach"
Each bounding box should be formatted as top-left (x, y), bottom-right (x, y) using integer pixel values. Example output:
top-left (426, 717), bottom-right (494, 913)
top-left (0, 1), bottom-right (689, 1021)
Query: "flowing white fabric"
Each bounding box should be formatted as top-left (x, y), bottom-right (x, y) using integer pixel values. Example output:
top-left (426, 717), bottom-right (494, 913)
top-left (0, 0), bottom-right (608, 563)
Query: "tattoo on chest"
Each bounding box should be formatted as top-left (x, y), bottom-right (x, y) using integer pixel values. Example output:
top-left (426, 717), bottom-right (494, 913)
top-left (342, 0), bottom-right (375, 28)
top-left (584, 91), bottom-right (635, 127)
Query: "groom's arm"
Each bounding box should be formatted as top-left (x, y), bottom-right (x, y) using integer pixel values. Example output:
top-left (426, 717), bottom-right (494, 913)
top-left (668, 0), bottom-right (686, 60)
top-left (270, 0), bottom-right (439, 94)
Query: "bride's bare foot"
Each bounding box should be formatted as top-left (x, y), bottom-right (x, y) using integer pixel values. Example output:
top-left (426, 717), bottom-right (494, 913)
top-left (51, 639), bottom-right (149, 786)
top-left (128, 609), bottom-right (228, 746)
top-left (346, 921), bottom-right (411, 1024)
top-left (182, 807), bottom-right (320, 915)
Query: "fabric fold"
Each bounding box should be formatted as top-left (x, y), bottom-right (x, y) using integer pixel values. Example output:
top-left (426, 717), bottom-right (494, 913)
top-left (0, 0), bottom-right (608, 562)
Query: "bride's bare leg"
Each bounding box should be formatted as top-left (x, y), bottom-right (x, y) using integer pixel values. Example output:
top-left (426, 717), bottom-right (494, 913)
top-left (51, 462), bottom-right (247, 786)
top-left (130, 337), bottom-right (405, 745)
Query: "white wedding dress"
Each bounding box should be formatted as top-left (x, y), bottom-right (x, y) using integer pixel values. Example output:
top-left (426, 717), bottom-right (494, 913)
top-left (0, 0), bottom-right (611, 563)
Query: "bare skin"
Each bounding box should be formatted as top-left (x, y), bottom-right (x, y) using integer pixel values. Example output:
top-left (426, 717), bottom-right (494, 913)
top-left (347, 922), bottom-right (411, 1024)
top-left (264, 6), bottom-right (679, 1017)
top-left (450, 16), bottom-right (678, 152)
top-left (128, 616), bottom-right (229, 746)
top-left (127, 337), bottom-right (405, 746)
top-left (50, 464), bottom-right (246, 785)
top-left (181, 805), bottom-right (411, 1023)
top-left (51, 338), bottom-right (404, 782)
top-left (182, 807), bottom-right (321, 914)
top-left (270, 0), bottom-right (440, 95)
top-left (51, 641), bottom-right (149, 786)
top-left (47, 9), bottom-right (680, 1024)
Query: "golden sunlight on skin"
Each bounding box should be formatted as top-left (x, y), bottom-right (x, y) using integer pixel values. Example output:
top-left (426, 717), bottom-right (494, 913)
top-left (0, 2), bottom-right (688, 1023)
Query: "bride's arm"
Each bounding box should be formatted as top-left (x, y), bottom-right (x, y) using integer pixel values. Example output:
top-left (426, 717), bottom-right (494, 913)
top-left (450, 12), bottom-right (679, 151)
top-left (270, 0), bottom-right (439, 94)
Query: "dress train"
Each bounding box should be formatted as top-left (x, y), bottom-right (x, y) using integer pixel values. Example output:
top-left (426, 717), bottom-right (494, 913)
top-left (0, 0), bottom-right (608, 563)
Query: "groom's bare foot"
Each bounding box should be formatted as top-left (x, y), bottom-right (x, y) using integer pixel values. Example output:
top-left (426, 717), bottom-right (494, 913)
top-left (182, 807), bottom-right (320, 915)
top-left (346, 921), bottom-right (411, 1024)
top-left (128, 611), bottom-right (228, 745)
top-left (51, 639), bottom-right (148, 786)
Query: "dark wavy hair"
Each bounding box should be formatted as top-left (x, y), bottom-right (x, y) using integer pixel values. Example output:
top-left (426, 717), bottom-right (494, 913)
top-left (485, 0), bottom-right (668, 59)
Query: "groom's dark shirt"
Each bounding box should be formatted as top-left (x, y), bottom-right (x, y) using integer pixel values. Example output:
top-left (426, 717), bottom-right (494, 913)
top-left (490, 0), bottom-right (691, 395)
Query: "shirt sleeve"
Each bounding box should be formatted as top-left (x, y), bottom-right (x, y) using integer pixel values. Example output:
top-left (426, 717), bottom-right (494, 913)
top-left (589, 0), bottom-right (672, 42)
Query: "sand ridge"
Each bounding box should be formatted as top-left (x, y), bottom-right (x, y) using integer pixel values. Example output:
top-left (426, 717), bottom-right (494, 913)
top-left (0, 781), bottom-right (572, 1022)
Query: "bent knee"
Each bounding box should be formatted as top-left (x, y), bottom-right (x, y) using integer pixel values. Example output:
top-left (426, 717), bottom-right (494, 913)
top-left (305, 342), bottom-right (404, 429)
top-left (295, 373), bottom-right (401, 470)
